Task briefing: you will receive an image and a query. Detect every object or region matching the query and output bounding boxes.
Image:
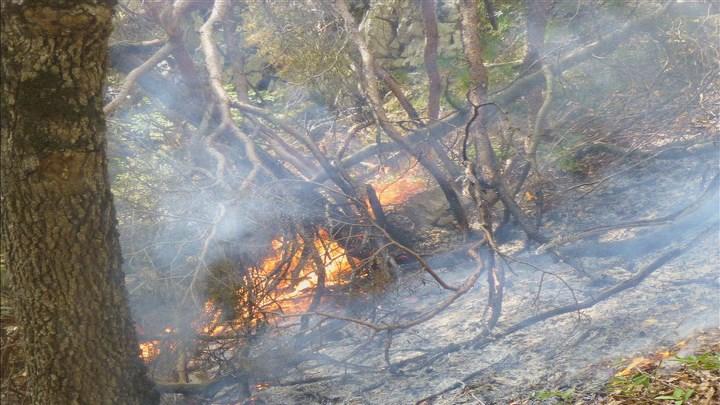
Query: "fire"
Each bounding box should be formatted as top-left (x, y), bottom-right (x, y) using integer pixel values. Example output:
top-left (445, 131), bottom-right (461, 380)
top-left (137, 229), bottom-right (355, 361)
top-left (370, 172), bottom-right (426, 206)
top-left (256, 229), bottom-right (354, 314)
top-left (138, 326), bottom-right (178, 362)
top-left (135, 173), bottom-right (424, 361)
top-left (139, 340), bottom-right (160, 361)
top-left (373, 177), bottom-right (425, 206)
top-left (135, 175), bottom-right (427, 364)
top-left (617, 351), bottom-right (673, 376)
top-left (200, 301), bottom-right (227, 336)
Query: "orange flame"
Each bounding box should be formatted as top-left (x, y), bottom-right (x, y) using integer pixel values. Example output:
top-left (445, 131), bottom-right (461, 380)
top-left (139, 340), bottom-right (160, 362)
top-left (370, 164), bottom-right (427, 206)
top-left (138, 230), bottom-right (355, 360)
top-left (617, 351), bottom-right (673, 376)
top-left (256, 229), bottom-right (354, 314)
top-left (371, 175), bottom-right (426, 206)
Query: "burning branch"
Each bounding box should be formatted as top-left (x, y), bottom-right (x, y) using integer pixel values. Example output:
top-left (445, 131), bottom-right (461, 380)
top-left (335, 0), bottom-right (472, 237)
top-left (279, 240), bottom-right (488, 334)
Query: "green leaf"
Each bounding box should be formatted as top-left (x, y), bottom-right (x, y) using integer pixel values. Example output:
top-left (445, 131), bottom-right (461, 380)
top-left (672, 352), bottom-right (720, 371)
top-left (655, 388), bottom-right (694, 404)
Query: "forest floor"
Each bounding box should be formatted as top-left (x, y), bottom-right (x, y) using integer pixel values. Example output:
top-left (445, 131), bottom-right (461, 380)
top-left (252, 139), bottom-right (719, 405)
top-left (594, 328), bottom-right (719, 405)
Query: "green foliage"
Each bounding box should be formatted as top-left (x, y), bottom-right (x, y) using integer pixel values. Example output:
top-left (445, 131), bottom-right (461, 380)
top-left (557, 154), bottom-right (583, 175)
top-left (671, 353), bottom-right (720, 371)
top-left (608, 352), bottom-right (715, 405)
top-left (534, 387), bottom-right (575, 402)
top-left (654, 388), bottom-right (695, 405)
top-left (611, 372), bottom-right (652, 395)
top-left (242, 1), bottom-right (355, 109)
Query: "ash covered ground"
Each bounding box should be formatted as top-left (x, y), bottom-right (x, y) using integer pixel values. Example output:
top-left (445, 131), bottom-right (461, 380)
top-left (248, 150), bottom-right (719, 405)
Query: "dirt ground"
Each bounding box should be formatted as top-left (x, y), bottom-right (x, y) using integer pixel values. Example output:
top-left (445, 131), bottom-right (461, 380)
top-left (245, 145), bottom-right (719, 405)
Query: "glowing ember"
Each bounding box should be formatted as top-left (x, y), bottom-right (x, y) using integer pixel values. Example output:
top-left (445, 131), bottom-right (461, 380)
top-left (255, 383), bottom-right (271, 391)
top-left (617, 351), bottom-right (673, 376)
top-left (371, 175), bottom-right (426, 206)
top-left (137, 229), bottom-right (355, 354)
top-left (256, 229), bottom-right (354, 314)
top-left (199, 301), bottom-right (227, 336)
top-left (139, 340), bottom-right (160, 362)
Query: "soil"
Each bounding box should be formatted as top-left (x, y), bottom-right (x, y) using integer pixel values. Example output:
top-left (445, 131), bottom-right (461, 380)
top-left (228, 139), bottom-right (720, 404)
top-left (243, 143), bottom-right (719, 405)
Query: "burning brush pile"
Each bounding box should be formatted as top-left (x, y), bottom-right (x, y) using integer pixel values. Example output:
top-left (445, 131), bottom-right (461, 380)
top-left (126, 167), bottom-right (432, 392)
top-left (138, 228), bottom-right (356, 360)
top-left (97, 2), bottom-right (719, 402)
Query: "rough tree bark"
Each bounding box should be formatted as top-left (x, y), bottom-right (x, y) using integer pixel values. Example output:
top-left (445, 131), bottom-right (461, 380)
top-left (522, 0), bottom-right (550, 136)
top-left (421, 0), bottom-right (442, 122)
top-left (0, 2), bottom-right (158, 404)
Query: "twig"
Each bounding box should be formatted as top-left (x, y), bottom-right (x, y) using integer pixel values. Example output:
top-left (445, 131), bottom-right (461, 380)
top-left (104, 42), bottom-right (174, 115)
top-left (395, 222), bottom-right (715, 370)
top-left (539, 173), bottom-right (719, 252)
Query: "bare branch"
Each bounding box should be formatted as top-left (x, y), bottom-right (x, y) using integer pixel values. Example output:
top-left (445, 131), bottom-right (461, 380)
top-left (104, 42), bottom-right (175, 115)
top-left (199, 0), bottom-right (264, 190)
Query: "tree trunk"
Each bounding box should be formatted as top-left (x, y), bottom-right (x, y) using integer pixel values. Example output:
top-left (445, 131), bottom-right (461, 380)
top-left (421, 0), bottom-right (442, 122)
top-left (522, 0), bottom-right (551, 146)
top-left (459, 0), bottom-right (545, 242)
top-left (459, 0), bottom-right (494, 176)
top-left (0, 2), bottom-right (158, 404)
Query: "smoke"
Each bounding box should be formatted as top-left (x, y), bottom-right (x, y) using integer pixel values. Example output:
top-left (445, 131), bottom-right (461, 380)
top-left (105, 0), bottom-right (719, 401)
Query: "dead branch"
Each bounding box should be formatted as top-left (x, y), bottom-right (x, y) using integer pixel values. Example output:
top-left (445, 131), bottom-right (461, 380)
top-left (394, 221), bottom-right (716, 371)
top-left (540, 173), bottom-right (719, 253)
top-left (334, 0), bottom-right (676, 177)
top-left (104, 41), bottom-right (175, 115)
top-left (300, 231), bottom-right (327, 330)
top-left (230, 100), bottom-right (359, 197)
top-left (200, 0), bottom-right (264, 190)
top-left (374, 61), bottom-right (462, 179)
top-left (375, 64), bottom-right (421, 123)
top-left (335, 0), bottom-right (472, 237)
top-left (107, 0), bottom-right (675, 191)
top-left (365, 184), bottom-right (388, 229)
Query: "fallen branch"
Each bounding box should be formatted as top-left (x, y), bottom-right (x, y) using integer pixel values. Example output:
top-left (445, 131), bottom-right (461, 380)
top-left (487, 221), bottom-right (717, 341)
top-left (540, 173), bottom-right (719, 252)
top-left (395, 221), bottom-right (716, 370)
